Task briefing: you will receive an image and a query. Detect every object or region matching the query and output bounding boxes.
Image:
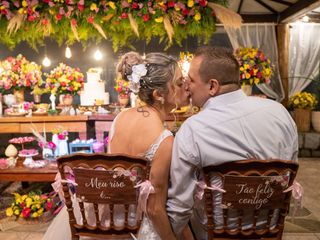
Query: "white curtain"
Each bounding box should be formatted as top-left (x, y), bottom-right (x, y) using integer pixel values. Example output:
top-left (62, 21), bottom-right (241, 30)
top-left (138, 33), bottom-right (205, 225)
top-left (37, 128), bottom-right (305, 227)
top-left (225, 24), bottom-right (284, 102)
top-left (289, 23), bottom-right (320, 97)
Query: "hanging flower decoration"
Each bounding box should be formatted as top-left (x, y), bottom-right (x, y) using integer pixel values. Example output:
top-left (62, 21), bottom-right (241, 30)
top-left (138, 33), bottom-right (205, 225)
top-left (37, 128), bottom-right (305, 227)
top-left (45, 63), bottom-right (84, 96)
top-left (0, 1), bottom-right (242, 51)
top-left (178, 52), bottom-right (193, 77)
top-left (0, 54), bottom-right (42, 94)
top-left (288, 92), bottom-right (317, 110)
top-left (234, 47), bottom-right (273, 86)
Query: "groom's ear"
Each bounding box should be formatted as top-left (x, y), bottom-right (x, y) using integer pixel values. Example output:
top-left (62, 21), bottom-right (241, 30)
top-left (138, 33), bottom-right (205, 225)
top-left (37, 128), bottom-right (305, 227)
top-left (208, 79), bottom-right (220, 96)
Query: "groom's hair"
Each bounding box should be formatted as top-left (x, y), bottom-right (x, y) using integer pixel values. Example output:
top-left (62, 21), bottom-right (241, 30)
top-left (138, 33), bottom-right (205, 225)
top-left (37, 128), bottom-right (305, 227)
top-left (194, 46), bottom-right (240, 86)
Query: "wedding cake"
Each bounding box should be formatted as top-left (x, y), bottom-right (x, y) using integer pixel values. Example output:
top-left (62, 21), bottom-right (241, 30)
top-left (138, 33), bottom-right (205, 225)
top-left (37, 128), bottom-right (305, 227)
top-left (80, 68), bottom-right (110, 106)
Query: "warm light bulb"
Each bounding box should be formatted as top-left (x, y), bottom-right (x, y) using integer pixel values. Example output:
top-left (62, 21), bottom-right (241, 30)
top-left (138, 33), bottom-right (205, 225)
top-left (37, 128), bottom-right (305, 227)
top-left (302, 16), bottom-right (309, 22)
top-left (42, 56), bottom-right (51, 67)
top-left (94, 49), bottom-right (103, 61)
top-left (65, 46), bottom-right (72, 58)
top-left (182, 60), bottom-right (190, 77)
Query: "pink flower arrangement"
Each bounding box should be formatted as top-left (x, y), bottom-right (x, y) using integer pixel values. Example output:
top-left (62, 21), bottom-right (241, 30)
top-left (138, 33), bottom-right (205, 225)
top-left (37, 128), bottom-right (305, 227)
top-left (39, 141), bottom-right (56, 150)
top-left (0, 54), bottom-right (42, 93)
top-left (52, 127), bottom-right (69, 140)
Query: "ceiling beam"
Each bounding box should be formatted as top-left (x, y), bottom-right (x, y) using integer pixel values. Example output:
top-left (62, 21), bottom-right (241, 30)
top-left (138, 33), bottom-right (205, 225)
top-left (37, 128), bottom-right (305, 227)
top-left (269, 0), bottom-right (294, 7)
top-left (241, 14), bottom-right (279, 23)
top-left (280, 0), bottom-right (320, 22)
top-left (237, 0), bottom-right (244, 13)
top-left (255, 0), bottom-right (278, 13)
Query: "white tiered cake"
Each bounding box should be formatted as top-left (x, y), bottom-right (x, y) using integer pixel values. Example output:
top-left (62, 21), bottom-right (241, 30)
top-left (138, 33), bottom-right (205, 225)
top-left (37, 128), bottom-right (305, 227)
top-left (80, 69), bottom-right (109, 106)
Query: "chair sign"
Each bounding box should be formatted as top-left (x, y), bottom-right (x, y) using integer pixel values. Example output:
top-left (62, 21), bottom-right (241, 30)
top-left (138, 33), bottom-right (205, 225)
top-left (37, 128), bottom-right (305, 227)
top-left (74, 168), bottom-right (138, 204)
top-left (222, 175), bottom-right (289, 210)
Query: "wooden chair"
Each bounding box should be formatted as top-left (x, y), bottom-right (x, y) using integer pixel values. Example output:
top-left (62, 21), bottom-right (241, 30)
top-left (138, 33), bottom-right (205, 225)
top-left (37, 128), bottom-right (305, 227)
top-left (202, 159), bottom-right (299, 240)
top-left (57, 153), bottom-right (150, 240)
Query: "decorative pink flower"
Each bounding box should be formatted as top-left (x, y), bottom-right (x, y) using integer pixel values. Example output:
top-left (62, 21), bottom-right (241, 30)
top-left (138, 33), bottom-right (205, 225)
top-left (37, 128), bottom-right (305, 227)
top-left (21, 208), bottom-right (31, 218)
top-left (47, 141), bottom-right (56, 150)
top-left (168, 1), bottom-right (175, 8)
top-left (45, 201), bottom-right (53, 211)
top-left (143, 14), bottom-right (150, 22)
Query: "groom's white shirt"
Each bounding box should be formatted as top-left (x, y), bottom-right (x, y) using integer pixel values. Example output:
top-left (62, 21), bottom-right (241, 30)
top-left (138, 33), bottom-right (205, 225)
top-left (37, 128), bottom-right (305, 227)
top-left (167, 90), bottom-right (298, 239)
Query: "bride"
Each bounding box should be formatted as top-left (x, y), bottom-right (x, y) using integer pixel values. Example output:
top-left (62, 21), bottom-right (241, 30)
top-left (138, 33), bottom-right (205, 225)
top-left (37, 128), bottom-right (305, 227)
top-left (43, 51), bottom-right (189, 239)
top-left (110, 52), bottom-right (189, 239)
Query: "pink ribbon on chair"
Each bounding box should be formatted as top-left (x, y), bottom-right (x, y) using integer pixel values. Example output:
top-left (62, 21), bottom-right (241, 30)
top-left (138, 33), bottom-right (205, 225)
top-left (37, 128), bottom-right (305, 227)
top-left (283, 180), bottom-right (303, 207)
top-left (195, 181), bottom-right (226, 200)
top-left (134, 180), bottom-right (155, 220)
top-left (51, 172), bottom-right (78, 202)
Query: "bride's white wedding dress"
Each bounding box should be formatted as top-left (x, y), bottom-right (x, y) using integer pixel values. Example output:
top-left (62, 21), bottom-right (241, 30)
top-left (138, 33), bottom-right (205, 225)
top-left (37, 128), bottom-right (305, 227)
top-left (43, 128), bottom-right (172, 240)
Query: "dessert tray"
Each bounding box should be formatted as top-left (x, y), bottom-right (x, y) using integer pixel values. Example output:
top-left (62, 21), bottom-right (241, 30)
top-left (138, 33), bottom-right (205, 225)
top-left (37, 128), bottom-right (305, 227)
top-left (5, 111), bottom-right (27, 117)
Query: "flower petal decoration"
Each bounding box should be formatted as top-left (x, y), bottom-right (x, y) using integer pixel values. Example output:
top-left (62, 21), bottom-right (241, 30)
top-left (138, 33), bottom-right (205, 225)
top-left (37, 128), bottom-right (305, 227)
top-left (131, 64), bottom-right (147, 83)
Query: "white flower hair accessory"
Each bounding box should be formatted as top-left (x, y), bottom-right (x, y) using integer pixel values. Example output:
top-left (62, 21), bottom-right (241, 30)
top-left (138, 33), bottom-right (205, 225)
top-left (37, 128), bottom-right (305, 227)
top-left (127, 64), bottom-right (147, 93)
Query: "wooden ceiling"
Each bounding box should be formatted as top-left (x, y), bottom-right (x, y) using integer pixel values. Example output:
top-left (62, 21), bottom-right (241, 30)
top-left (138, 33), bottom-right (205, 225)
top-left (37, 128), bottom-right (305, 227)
top-left (227, 0), bottom-right (320, 23)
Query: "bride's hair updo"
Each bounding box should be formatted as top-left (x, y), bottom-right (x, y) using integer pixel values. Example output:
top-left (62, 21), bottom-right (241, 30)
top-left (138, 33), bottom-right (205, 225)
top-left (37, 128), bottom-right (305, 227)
top-left (116, 51), bottom-right (178, 105)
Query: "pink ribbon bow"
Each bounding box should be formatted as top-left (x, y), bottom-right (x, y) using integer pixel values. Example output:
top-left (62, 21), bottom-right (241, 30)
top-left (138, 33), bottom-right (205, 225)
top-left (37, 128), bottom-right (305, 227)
top-left (135, 180), bottom-right (155, 220)
top-left (51, 172), bottom-right (78, 202)
top-left (195, 180), bottom-right (226, 200)
top-left (283, 180), bottom-right (303, 207)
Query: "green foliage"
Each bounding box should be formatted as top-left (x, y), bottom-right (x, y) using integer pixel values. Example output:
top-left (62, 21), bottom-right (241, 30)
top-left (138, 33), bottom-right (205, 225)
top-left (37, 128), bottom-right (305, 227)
top-left (0, 0), bottom-right (227, 51)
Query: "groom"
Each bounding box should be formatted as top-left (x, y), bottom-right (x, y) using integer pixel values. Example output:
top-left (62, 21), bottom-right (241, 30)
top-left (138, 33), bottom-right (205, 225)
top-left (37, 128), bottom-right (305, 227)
top-left (166, 46), bottom-right (298, 239)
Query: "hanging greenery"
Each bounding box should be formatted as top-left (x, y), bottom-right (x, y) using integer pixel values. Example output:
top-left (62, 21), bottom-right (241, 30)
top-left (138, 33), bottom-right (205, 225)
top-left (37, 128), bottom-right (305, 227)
top-left (0, 0), bottom-right (241, 51)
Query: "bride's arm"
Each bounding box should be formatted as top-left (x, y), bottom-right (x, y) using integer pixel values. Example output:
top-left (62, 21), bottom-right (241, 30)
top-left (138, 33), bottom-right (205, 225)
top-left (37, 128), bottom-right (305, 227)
top-left (146, 136), bottom-right (176, 240)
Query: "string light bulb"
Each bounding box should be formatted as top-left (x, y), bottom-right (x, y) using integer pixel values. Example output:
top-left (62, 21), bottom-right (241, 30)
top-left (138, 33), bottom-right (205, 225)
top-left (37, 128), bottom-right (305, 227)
top-left (42, 56), bottom-right (51, 67)
top-left (94, 49), bottom-right (103, 61)
top-left (65, 46), bottom-right (72, 58)
top-left (302, 15), bottom-right (309, 22)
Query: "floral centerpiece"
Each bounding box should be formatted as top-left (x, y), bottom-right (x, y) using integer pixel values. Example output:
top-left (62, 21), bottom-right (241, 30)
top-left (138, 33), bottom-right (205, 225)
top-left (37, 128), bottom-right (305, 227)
top-left (5, 191), bottom-right (57, 220)
top-left (234, 47), bottom-right (273, 86)
top-left (114, 77), bottom-right (130, 98)
top-left (0, 54), bottom-right (42, 94)
top-left (45, 63), bottom-right (84, 96)
top-left (288, 92), bottom-right (317, 110)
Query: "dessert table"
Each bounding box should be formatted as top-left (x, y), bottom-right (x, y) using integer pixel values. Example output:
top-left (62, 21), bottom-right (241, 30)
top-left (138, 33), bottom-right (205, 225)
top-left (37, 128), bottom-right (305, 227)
top-left (0, 159), bottom-right (57, 182)
top-left (0, 115), bottom-right (88, 140)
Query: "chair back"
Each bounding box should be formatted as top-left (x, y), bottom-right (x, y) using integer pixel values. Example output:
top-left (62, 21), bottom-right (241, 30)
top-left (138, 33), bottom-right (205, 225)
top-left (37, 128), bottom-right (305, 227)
top-left (57, 153), bottom-right (150, 240)
top-left (203, 159), bottom-right (299, 240)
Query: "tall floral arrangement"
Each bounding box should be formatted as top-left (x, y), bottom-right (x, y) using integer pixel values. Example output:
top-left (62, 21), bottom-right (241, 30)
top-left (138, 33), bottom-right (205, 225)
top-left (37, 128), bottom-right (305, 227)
top-left (0, 54), bottom-right (42, 93)
top-left (234, 47), bottom-right (273, 86)
top-left (0, 1), bottom-right (241, 51)
top-left (114, 77), bottom-right (130, 97)
top-left (45, 63), bottom-right (84, 96)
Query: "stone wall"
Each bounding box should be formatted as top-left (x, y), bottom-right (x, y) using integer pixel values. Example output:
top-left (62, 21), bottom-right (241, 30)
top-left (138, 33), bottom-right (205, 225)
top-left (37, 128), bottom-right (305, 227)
top-left (299, 132), bottom-right (320, 157)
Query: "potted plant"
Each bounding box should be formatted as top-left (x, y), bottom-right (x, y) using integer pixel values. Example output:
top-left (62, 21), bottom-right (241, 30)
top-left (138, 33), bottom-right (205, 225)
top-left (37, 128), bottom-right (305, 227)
top-left (288, 92), bottom-right (317, 132)
top-left (234, 47), bottom-right (273, 96)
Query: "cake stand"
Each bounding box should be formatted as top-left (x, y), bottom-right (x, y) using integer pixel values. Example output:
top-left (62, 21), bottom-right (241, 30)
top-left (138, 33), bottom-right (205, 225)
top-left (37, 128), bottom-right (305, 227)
top-left (19, 152), bottom-right (38, 166)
